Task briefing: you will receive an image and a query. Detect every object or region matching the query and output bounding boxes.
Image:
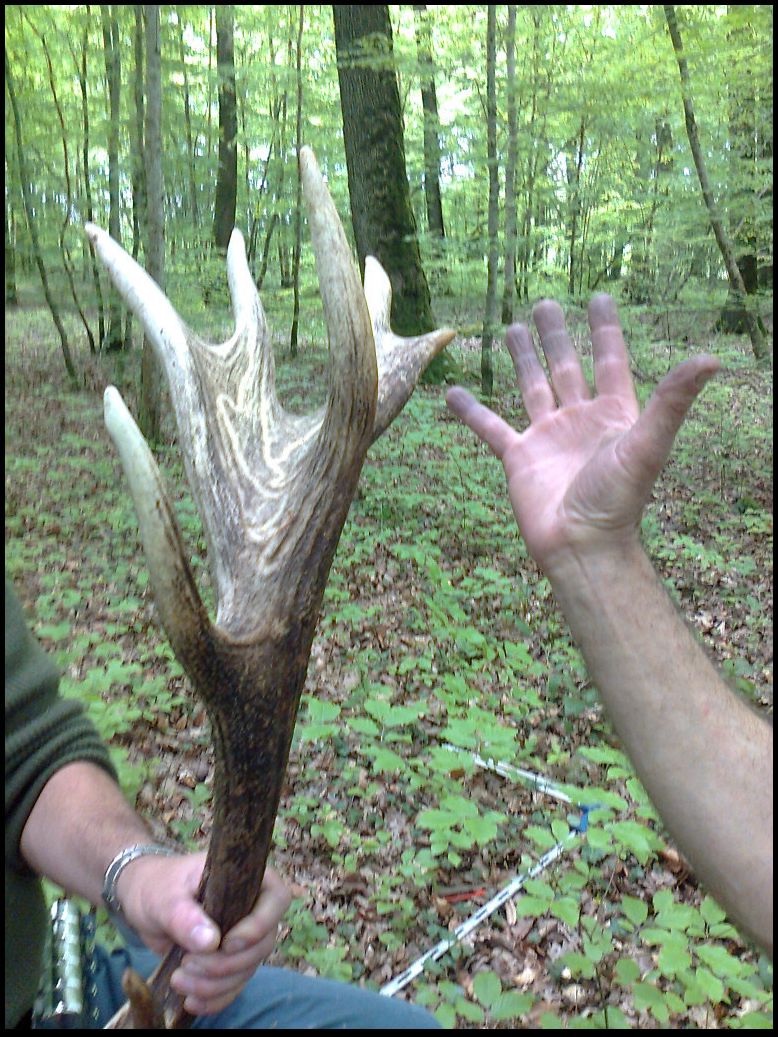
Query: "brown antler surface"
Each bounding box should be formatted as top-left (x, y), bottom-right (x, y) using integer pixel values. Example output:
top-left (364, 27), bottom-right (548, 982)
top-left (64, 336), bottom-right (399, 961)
top-left (90, 148), bottom-right (454, 1028)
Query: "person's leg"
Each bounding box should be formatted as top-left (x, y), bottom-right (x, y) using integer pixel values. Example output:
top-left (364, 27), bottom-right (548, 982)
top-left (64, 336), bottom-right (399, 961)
top-left (90, 945), bottom-right (440, 1030)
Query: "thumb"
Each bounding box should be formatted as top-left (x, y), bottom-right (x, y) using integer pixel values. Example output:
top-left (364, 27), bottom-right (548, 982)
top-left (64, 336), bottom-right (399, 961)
top-left (618, 355), bottom-right (720, 489)
top-left (165, 897), bottom-right (222, 953)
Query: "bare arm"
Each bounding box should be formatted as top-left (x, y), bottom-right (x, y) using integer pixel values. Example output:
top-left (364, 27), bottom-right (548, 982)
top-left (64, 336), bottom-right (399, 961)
top-left (20, 761), bottom-right (291, 1015)
top-left (447, 295), bottom-right (773, 956)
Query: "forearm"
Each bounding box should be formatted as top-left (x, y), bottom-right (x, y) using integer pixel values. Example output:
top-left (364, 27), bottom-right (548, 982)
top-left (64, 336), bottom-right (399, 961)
top-left (19, 761), bottom-right (154, 907)
top-left (547, 540), bottom-right (772, 955)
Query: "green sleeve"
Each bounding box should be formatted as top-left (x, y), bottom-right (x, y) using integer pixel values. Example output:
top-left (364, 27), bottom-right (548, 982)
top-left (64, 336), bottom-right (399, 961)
top-left (5, 580), bottom-right (118, 875)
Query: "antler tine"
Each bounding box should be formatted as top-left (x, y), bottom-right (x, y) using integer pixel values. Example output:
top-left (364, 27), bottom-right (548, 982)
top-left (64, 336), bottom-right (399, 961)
top-left (299, 147), bottom-right (377, 464)
top-left (103, 388), bottom-right (213, 667)
top-left (363, 256), bottom-right (456, 441)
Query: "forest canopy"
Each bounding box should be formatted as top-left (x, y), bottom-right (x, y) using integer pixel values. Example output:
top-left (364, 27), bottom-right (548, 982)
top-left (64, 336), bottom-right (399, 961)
top-left (5, 4), bottom-right (773, 365)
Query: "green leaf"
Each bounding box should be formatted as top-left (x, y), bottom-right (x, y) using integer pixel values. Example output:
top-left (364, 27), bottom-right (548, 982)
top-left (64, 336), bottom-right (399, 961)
top-left (614, 958), bottom-right (641, 985)
top-left (693, 966), bottom-right (726, 1004)
top-left (490, 991), bottom-right (534, 1021)
top-left (620, 895), bottom-right (648, 927)
top-left (550, 896), bottom-right (580, 928)
top-left (695, 943), bottom-right (747, 978)
top-left (632, 981), bottom-right (670, 1023)
top-left (699, 896), bottom-right (727, 927)
top-left (454, 997), bottom-right (485, 1024)
top-left (472, 969), bottom-right (502, 1008)
top-left (657, 938), bottom-right (692, 977)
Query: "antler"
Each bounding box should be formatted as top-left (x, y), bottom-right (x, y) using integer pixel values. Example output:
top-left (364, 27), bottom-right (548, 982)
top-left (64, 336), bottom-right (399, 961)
top-left (91, 147), bottom-right (454, 1028)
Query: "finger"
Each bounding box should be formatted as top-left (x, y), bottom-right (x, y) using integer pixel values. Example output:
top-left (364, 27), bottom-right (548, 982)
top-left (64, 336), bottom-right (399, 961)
top-left (222, 868), bottom-right (291, 954)
top-left (173, 960), bottom-right (256, 1004)
top-left (588, 294), bottom-right (638, 414)
top-left (532, 299), bottom-right (591, 406)
top-left (446, 387), bottom-right (518, 460)
top-left (179, 967), bottom-right (256, 1018)
top-left (505, 323), bottom-right (556, 421)
top-left (617, 355), bottom-right (720, 488)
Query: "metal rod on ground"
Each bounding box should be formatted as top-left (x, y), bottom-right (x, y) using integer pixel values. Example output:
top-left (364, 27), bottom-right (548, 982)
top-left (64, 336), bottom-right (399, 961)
top-left (380, 827), bottom-right (582, 998)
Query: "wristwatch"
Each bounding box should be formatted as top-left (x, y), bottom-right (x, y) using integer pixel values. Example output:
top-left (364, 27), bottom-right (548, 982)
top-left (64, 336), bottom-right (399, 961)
top-left (102, 844), bottom-right (177, 919)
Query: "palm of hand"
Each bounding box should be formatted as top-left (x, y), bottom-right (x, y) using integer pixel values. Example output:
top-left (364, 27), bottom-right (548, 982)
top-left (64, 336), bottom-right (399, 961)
top-left (501, 394), bottom-right (644, 565)
top-left (447, 295), bottom-right (719, 573)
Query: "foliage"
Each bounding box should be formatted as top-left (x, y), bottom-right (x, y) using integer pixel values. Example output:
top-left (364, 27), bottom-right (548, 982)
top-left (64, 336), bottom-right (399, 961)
top-left (4, 5), bottom-right (772, 351)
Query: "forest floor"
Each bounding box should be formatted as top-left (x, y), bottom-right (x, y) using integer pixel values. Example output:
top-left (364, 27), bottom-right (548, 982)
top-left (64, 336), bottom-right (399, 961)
top-left (5, 293), bottom-right (773, 1029)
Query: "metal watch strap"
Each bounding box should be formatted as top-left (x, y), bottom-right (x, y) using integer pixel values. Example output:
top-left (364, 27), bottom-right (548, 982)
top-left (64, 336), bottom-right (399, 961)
top-left (102, 844), bottom-right (177, 917)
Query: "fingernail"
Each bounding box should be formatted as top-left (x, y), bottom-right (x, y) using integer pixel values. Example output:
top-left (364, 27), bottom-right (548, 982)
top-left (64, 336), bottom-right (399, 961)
top-left (190, 923), bottom-right (218, 950)
top-left (222, 937), bottom-right (247, 954)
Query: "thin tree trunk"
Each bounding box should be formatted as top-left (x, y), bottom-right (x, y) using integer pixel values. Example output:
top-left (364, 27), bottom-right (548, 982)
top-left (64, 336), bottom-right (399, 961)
top-left (132, 6), bottom-right (147, 259)
top-left (412, 5), bottom-right (445, 241)
top-left (173, 10), bottom-right (198, 234)
top-left (29, 16), bottom-right (97, 354)
top-left (501, 5), bottom-right (518, 324)
top-left (567, 118), bottom-right (585, 298)
top-left (101, 5), bottom-right (125, 351)
top-left (6, 53), bottom-right (77, 385)
top-left (139, 3), bottom-right (164, 444)
top-left (213, 5), bottom-right (238, 251)
top-left (290, 5), bottom-right (305, 358)
top-left (79, 7), bottom-right (105, 345)
top-left (481, 5), bottom-right (499, 396)
top-left (664, 4), bottom-right (767, 363)
top-left (6, 191), bottom-right (18, 306)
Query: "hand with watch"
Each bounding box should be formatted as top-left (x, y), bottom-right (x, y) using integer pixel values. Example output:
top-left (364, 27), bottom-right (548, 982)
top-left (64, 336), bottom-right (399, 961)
top-left (101, 843), bottom-right (291, 1017)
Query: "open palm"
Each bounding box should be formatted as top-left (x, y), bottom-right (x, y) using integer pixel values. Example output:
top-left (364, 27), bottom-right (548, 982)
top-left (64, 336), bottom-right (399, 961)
top-left (447, 296), bottom-right (719, 573)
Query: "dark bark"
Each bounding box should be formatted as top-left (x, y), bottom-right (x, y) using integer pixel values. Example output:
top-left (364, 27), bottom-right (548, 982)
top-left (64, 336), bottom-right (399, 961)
top-left (139, 4), bottom-right (164, 444)
top-left (412, 5), bottom-right (445, 240)
top-left (481, 5), bottom-right (499, 396)
top-left (213, 5), bottom-right (238, 251)
top-left (332, 5), bottom-right (434, 337)
top-left (290, 6), bottom-right (305, 358)
top-left (6, 192), bottom-right (18, 306)
top-left (501, 5), bottom-right (518, 324)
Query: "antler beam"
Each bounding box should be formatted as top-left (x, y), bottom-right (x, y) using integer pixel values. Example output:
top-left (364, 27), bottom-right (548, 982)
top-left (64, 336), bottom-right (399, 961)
top-left (91, 147), bottom-right (453, 1028)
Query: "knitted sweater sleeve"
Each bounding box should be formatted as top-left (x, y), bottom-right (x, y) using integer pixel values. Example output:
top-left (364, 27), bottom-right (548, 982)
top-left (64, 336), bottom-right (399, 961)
top-left (5, 580), bottom-right (118, 875)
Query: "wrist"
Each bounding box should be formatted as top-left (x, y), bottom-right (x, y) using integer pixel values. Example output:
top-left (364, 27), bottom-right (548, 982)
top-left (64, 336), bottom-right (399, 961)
top-left (543, 534), bottom-right (650, 595)
top-left (103, 843), bottom-right (177, 920)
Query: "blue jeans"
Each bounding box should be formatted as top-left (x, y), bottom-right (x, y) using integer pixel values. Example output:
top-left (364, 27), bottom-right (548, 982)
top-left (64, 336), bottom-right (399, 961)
top-left (86, 944), bottom-right (440, 1029)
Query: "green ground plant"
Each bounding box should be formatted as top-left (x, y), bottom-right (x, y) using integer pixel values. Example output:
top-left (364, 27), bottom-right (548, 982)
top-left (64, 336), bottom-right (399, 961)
top-left (4, 299), bottom-right (772, 1028)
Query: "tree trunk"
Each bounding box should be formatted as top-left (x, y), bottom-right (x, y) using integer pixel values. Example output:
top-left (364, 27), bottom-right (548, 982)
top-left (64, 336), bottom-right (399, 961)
top-left (5, 191), bottom-right (18, 306)
top-left (79, 8), bottom-right (105, 346)
top-left (412, 5), bottom-right (445, 241)
top-left (567, 118), bottom-right (585, 298)
top-left (213, 5), bottom-right (238, 252)
top-left (333, 6), bottom-right (434, 337)
top-left (481, 5), bottom-right (499, 397)
top-left (501, 5), bottom-right (518, 324)
top-left (139, 4), bottom-right (164, 444)
top-left (290, 5), bottom-right (305, 358)
top-left (101, 5), bottom-right (125, 351)
top-left (177, 15), bottom-right (200, 231)
top-left (132, 6), bottom-right (147, 260)
top-left (664, 4), bottom-right (767, 363)
top-left (6, 53), bottom-right (77, 385)
top-left (30, 16), bottom-right (96, 354)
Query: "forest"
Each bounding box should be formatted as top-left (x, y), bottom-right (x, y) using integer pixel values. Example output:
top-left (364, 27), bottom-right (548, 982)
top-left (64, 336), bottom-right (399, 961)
top-left (5, 4), bottom-right (773, 1029)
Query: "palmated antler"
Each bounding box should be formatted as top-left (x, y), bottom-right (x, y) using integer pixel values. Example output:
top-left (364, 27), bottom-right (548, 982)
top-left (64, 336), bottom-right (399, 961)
top-left (91, 147), bottom-right (454, 1028)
